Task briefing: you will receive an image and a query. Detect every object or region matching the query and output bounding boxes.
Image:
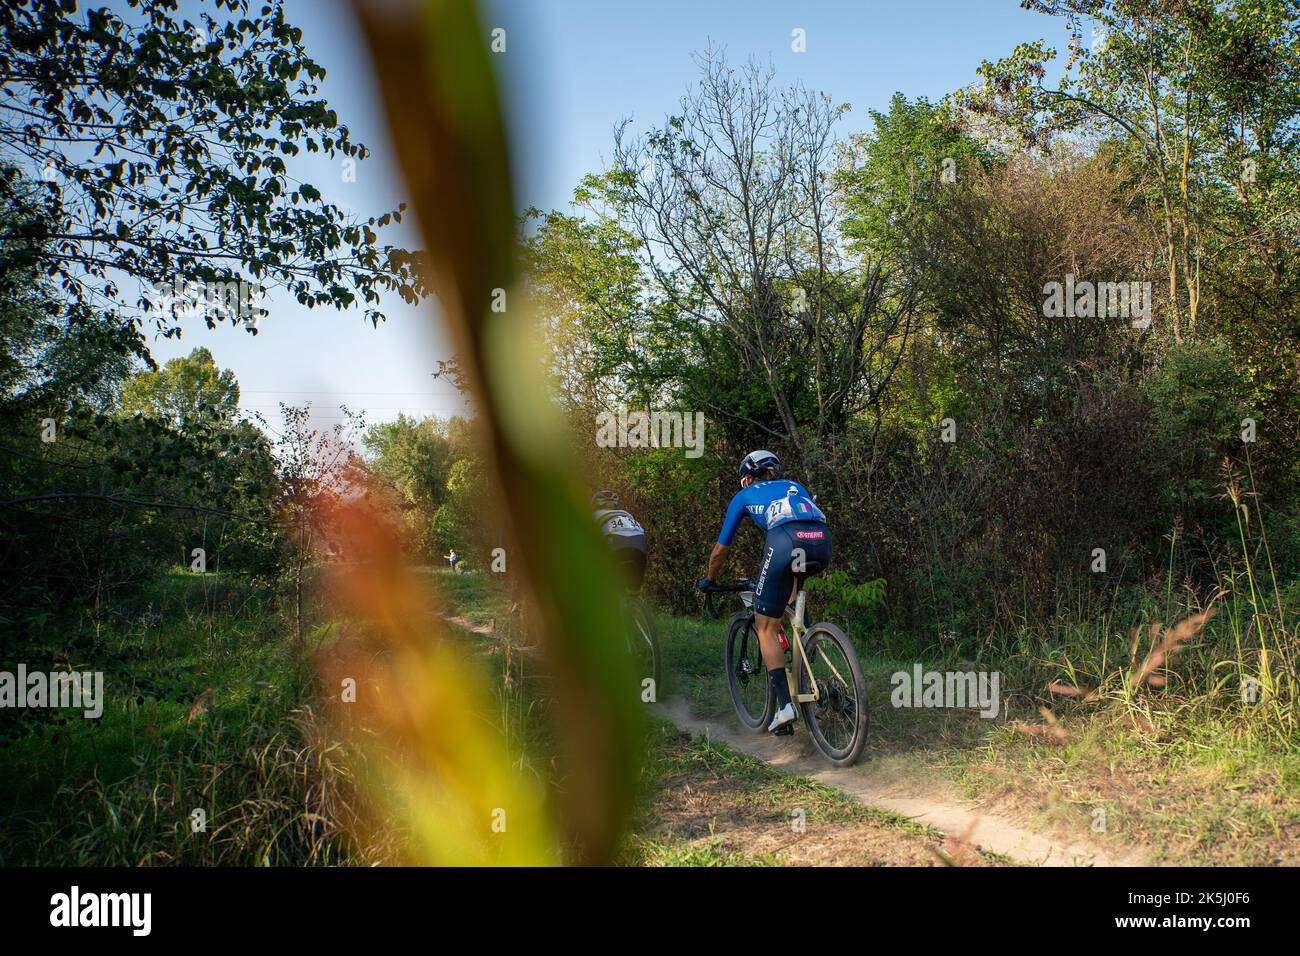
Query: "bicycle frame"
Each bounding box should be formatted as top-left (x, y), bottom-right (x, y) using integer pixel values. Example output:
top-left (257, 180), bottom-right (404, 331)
top-left (784, 590), bottom-right (851, 705)
top-left (785, 591), bottom-right (818, 703)
top-left (706, 580), bottom-right (851, 709)
top-left (709, 578), bottom-right (867, 765)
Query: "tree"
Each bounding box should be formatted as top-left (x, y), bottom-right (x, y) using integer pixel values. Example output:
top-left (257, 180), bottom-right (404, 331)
top-left (0, 205), bottom-right (136, 418)
top-left (0, 0), bottom-right (428, 357)
top-left (521, 200), bottom-right (655, 415)
top-left (0, 333), bottom-right (278, 654)
top-left (119, 346), bottom-right (239, 425)
top-left (837, 94), bottom-right (997, 261)
top-left (607, 50), bottom-right (919, 486)
top-left (968, 0), bottom-right (1300, 339)
top-left (274, 403), bottom-right (362, 646)
top-left (362, 414), bottom-right (475, 558)
top-left (432, 454), bottom-right (491, 561)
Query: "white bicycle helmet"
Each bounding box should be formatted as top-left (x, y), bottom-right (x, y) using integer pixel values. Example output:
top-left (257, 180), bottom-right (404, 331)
top-left (738, 450), bottom-right (781, 480)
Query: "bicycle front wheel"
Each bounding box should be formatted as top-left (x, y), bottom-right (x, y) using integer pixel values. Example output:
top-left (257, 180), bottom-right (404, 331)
top-left (725, 612), bottom-right (772, 731)
top-left (796, 623), bottom-right (868, 766)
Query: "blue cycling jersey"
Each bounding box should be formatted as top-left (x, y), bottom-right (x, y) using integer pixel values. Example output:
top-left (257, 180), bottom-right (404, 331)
top-left (717, 480), bottom-right (826, 547)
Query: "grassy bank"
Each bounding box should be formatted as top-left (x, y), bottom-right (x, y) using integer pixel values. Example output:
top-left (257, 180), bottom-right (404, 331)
top-left (5, 564), bottom-right (1294, 866)
top-left (0, 570), bottom-right (374, 865)
top-left (439, 570), bottom-right (1300, 865)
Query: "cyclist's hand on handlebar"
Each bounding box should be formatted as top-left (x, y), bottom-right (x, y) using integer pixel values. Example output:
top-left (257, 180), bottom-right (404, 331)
top-left (700, 583), bottom-right (719, 619)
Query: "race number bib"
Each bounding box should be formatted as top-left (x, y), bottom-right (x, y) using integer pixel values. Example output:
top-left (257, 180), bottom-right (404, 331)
top-left (600, 510), bottom-right (644, 537)
top-left (764, 496), bottom-right (795, 524)
top-left (765, 485), bottom-right (822, 528)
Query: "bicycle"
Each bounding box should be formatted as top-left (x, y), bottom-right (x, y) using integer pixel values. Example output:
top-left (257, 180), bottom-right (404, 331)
top-left (622, 592), bottom-right (662, 701)
top-left (702, 579), bottom-right (867, 766)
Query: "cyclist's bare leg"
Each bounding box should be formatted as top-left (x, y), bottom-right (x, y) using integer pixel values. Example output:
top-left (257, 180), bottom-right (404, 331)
top-left (755, 581), bottom-right (802, 670)
top-left (754, 612), bottom-right (785, 671)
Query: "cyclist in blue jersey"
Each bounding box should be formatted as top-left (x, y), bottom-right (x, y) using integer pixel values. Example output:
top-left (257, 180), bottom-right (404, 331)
top-left (698, 451), bottom-right (831, 732)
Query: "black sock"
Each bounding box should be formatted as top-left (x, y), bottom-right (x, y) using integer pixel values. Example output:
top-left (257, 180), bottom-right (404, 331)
top-left (769, 668), bottom-right (792, 709)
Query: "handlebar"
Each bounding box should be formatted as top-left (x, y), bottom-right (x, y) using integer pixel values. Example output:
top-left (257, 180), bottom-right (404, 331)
top-left (700, 580), bottom-right (755, 619)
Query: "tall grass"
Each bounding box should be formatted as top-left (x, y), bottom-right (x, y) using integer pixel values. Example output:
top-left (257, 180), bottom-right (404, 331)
top-left (1213, 463), bottom-right (1297, 739)
top-left (340, 0), bottom-right (647, 864)
top-left (8, 704), bottom-right (384, 867)
top-left (1040, 468), bottom-right (1297, 748)
top-left (0, 571), bottom-right (389, 866)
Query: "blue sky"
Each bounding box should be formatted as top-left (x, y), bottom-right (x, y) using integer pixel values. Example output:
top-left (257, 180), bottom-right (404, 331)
top-left (149, 0), bottom-right (1058, 430)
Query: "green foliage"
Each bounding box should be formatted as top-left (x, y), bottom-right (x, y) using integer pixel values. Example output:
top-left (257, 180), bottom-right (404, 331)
top-left (533, 22), bottom-right (1298, 658)
top-left (119, 347), bottom-right (240, 425)
top-left (0, 0), bottom-right (428, 341)
top-left (805, 570), bottom-right (887, 622)
top-left (0, 321), bottom-right (280, 665)
top-left (0, 205), bottom-right (140, 414)
top-left (838, 93), bottom-right (997, 257)
top-left (0, 572), bottom-right (377, 865)
top-left (0, 0), bottom-right (434, 672)
top-left (361, 414), bottom-right (481, 560)
top-left (969, 0), bottom-right (1300, 343)
top-left (432, 454), bottom-right (496, 560)
top-left (1142, 336), bottom-right (1254, 504)
top-left (620, 447), bottom-right (720, 612)
top-left (598, 51), bottom-right (918, 474)
top-left (522, 199), bottom-right (656, 404)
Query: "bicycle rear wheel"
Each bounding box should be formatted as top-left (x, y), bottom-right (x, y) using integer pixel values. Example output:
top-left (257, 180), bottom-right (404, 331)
top-left (626, 598), bottom-right (661, 700)
top-left (796, 623), bottom-right (868, 766)
top-left (725, 613), bottom-right (772, 730)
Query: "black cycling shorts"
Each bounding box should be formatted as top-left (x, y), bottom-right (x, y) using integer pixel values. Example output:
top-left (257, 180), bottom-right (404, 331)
top-left (608, 534), bottom-right (647, 593)
top-left (754, 521), bottom-right (831, 618)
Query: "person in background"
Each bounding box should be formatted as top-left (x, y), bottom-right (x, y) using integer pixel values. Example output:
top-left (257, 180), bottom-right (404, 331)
top-left (591, 490), bottom-right (647, 592)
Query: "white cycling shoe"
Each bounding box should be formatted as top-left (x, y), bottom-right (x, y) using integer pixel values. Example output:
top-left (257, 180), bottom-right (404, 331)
top-left (767, 702), bottom-right (797, 733)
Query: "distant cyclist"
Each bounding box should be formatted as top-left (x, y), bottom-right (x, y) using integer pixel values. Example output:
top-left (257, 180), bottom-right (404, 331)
top-left (698, 451), bottom-right (831, 733)
top-left (592, 490), bottom-right (647, 592)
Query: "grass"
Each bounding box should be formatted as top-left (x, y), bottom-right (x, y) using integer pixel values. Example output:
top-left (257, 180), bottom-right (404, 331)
top-left (926, 483), bottom-right (1300, 865)
top-left (424, 571), bottom-right (993, 865)
top-left (439, 612), bottom-right (560, 789)
top-left (621, 720), bottom-right (997, 866)
top-left (437, 568), bottom-right (1299, 865)
top-left (939, 698), bottom-right (1300, 865)
top-left (430, 573), bottom-right (1012, 866)
top-left (422, 566), bottom-right (512, 629)
top-left (5, 565), bottom-right (629, 866)
top-left (5, 557), bottom-right (1293, 866)
top-left (0, 569), bottom-right (378, 866)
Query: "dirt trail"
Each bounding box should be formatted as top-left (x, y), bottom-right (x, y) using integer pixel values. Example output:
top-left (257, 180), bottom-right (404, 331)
top-left (438, 608), bottom-right (1141, 866)
top-left (661, 699), bottom-right (1143, 867)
